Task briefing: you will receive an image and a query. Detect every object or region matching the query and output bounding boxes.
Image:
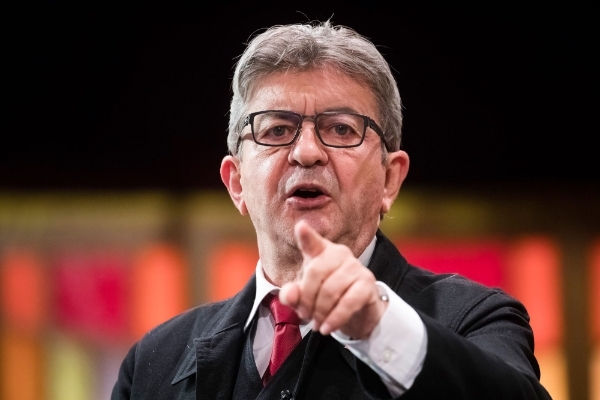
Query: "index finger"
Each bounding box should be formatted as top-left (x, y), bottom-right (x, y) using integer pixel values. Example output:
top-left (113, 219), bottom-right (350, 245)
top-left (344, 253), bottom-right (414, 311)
top-left (295, 221), bottom-right (327, 259)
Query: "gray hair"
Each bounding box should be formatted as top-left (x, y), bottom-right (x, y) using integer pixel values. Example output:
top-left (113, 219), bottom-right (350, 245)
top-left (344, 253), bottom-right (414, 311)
top-left (227, 21), bottom-right (403, 157)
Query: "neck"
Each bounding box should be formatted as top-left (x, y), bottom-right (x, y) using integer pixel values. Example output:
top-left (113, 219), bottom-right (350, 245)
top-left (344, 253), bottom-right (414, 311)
top-left (257, 228), bottom-right (378, 287)
top-left (259, 239), bottom-right (304, 287)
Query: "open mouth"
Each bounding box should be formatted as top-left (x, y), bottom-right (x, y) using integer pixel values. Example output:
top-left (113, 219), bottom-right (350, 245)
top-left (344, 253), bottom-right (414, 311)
top-left (293, 188), bottom-right (324, 199)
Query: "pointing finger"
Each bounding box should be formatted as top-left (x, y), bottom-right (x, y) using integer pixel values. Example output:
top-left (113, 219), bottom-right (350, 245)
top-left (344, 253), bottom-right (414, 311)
top-left (295, 221), bottom-right (327, 259)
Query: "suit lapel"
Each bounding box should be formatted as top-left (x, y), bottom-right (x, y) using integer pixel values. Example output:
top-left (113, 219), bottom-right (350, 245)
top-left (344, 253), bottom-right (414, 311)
top-left (171, 275), bottom-right (257, 400)
top-left (291, 330), bottom-right (321, 396)
top-left (369, 230), bottom-right (410, 292)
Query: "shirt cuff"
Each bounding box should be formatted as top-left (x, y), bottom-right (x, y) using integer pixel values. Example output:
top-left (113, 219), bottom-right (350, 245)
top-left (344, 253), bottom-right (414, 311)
top-left (331, 282), bottom-right (428, 397)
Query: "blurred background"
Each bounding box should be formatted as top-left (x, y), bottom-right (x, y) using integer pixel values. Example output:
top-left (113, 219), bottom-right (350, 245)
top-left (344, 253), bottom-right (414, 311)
top-left (1, 2), bottom-right (598, 399)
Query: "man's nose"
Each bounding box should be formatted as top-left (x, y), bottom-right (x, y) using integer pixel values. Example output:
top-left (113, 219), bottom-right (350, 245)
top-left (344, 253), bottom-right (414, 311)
top-left (288, 124), bottom-right (329, 166)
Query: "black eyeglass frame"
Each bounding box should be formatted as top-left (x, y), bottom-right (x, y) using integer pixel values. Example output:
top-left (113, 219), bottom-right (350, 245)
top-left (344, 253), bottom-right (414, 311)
top-left (240, 110), bottom-right (390, 151)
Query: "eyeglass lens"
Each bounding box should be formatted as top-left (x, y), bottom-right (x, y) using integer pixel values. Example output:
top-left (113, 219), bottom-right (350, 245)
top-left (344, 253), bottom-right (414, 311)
top-left (252, 111), bottom-right (365, 147)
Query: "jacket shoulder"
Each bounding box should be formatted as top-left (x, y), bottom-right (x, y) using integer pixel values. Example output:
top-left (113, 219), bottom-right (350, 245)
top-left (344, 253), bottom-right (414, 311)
top-left (373, 232), bottom-right (526, 332)
top-left (141, 300), bottom-right (228, 347)
top-left (401, 265), bottom-right (528, 333)
top-left (112, 300), bottom-right (230, 400)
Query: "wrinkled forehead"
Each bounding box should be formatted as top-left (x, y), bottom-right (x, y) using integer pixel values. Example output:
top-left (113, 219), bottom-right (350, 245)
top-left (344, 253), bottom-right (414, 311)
top-left (245, 67), bottom-right (378, 116)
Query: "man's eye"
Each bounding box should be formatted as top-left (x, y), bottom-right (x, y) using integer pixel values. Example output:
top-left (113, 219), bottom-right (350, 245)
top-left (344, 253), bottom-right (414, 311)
top-left (257, 124), bottom-right (295, 142)
top-left (333, 124), bottom-right (350, 136)
top-left (270, 126), bottom-right (288, 137)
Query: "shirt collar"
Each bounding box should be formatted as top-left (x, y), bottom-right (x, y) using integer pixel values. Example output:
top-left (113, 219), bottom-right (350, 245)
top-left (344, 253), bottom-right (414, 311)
top-left (243, 235), bottom-right (377, 331)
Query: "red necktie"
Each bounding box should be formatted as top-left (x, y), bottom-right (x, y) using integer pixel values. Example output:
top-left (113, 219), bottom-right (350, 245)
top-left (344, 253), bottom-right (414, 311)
top-left (262, 294), bottom-right (302, 385)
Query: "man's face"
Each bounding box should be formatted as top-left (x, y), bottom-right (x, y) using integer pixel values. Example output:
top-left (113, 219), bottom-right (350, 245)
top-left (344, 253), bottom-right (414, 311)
top-left (221, 67), bottom-right (408, 255)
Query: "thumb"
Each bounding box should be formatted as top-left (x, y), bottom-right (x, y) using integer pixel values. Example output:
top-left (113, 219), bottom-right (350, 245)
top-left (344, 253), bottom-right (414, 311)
top-left (295, 221), bottom-right (326, 259)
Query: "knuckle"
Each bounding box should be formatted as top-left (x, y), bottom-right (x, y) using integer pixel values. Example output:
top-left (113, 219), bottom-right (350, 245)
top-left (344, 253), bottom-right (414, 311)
top-left (315, 305), bottom-right (331, 322)
top-left (319, 282), bottom-right (337, 302)
top-left (358, 268), bottom-right (375, 282)
top-left (330, 242), bottom-right (351, 257)
top-left (302, 262), bottom-right (320, 281)
top-left (327, 310), bottom-right (348, 330)
top-left (338, 292), bottom-right (360, 312)
top-left (340, 244), bottom-right (353, 257)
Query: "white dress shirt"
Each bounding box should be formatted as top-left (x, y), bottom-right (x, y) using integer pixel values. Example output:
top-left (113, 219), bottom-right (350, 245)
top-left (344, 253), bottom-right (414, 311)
top-left (243, 236), bottom-right (428, 396)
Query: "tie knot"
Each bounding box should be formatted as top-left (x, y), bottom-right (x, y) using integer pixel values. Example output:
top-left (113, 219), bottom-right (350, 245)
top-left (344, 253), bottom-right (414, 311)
top-left (263, 294), bottom-right (301, 326)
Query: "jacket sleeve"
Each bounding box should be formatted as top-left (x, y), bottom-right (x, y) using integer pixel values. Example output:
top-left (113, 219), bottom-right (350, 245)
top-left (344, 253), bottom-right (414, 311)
top-left (356, 290), bottom-right (552, 399)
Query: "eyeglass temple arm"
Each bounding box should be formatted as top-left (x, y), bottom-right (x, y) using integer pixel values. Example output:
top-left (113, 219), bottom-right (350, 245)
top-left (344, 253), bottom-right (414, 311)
top-left (368, 118), bottom-right (392, 151)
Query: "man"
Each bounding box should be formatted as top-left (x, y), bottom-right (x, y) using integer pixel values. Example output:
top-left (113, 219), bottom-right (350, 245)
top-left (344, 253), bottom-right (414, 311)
top-left (112, 22), bottom-right (551, 399)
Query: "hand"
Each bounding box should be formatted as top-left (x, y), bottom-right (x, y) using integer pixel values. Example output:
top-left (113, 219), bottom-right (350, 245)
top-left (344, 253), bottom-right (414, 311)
top-left (279, 221), bottom-right (388, 339)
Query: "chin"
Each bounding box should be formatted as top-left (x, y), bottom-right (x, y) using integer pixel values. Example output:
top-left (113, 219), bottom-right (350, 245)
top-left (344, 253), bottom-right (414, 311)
top-left (295, 215), bottom-right (334, 237)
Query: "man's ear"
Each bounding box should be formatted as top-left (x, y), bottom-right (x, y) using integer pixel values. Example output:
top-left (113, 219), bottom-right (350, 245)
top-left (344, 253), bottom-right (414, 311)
top-left (220, 155), bottom-right (248, 215)
top-left (381, 150), bottom-right (410, 215)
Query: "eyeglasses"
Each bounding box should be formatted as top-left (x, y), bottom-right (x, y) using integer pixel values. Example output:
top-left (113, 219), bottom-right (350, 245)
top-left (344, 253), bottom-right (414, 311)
top-left (240, 110), bottom-right (388, 150)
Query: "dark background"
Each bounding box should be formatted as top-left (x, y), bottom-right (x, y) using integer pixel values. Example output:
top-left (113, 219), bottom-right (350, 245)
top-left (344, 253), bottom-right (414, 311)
top-left (2, 2), bottom-right (598, 191)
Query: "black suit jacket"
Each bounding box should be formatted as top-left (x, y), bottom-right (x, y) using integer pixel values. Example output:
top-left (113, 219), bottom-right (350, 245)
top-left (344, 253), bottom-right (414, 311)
top-left (112, 231), bottom-right (551, 399)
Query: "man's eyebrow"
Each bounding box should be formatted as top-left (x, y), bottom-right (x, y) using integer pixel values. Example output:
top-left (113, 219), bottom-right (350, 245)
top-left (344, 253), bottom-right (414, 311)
top-left (319, 107), bottom-right (360, 114)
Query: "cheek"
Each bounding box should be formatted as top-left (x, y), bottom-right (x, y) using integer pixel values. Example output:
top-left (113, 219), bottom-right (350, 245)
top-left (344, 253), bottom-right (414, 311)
top-left (348, 161), bottom-right (386, 206)
top-left (240, 153), bottom-right (284, 200)
top-left (342, 153), bottom-right (385, 188)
